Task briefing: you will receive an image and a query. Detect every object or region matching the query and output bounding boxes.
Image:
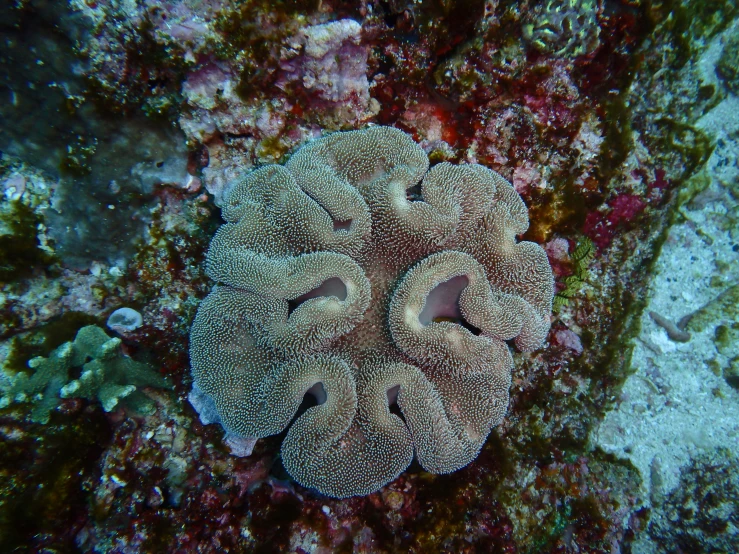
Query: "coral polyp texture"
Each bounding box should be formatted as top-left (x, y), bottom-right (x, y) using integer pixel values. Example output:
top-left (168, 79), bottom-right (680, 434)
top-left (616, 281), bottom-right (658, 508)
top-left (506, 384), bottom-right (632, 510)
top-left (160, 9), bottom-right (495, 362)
top-left (190, 126), bottom-right (554, 498)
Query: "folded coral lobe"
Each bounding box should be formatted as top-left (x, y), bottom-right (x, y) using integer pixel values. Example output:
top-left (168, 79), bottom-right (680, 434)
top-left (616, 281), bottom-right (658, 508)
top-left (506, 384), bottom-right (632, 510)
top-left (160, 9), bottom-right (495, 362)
top-left (190, 126), bottom-right (554, 498)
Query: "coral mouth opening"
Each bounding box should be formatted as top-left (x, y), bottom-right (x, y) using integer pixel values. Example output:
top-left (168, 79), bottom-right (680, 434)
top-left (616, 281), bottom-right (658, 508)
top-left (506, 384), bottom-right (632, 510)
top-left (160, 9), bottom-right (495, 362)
top-left (386, 384), bottom-right (406, 422)
top-left (287, 277), bottom-right (348, 315)
top-left (288, 382), bottom-right (327, 429)
top-left (333, 219), bottom-right (352, 232)
top-left (306, 381), bottom-right (327, 405)
top-left (386, 384), bottom-right (400, 405)
top-left (405, 182), bottom-right (423, 202)
top-left (418, 275), bottom-right (482, 336)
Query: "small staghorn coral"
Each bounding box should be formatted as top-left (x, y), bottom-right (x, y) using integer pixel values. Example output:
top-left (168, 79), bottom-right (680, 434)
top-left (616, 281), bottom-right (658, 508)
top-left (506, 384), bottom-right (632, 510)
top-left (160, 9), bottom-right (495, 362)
top-left (190, 126), bottom-right (554, 498)
top-left (0, 325), bottom-right (170, 423)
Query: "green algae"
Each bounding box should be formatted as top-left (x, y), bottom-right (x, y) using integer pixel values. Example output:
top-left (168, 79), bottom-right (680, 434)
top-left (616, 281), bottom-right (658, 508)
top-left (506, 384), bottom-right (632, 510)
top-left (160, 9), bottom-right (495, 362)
top-left (0, 410), bottom-right (110, 553)
top-left (653, 0), bottom-right (739, 69)
top-left (679, 284), bottom-right (739, 390)
top-left (0, 201), bottom-right (55, 283)
top-left (717, 27), bottom-right (739, 93)
top-left (725, 358), bottom-right (739, 390)
top-left (554, 237), bottom-right (595, 312)
top-left (655, 120), bottom-right (713, 189)
top-left (648, 448), bottom-right (739, 552)
top-left (714, 323), bottom-right (738, 355)
top-left (685, 283), bottom-right (739, 333)
top-left (634, 0), bottom-right (734, 199)
top-left (713, 322), bottom-right (739, 390)
top-left (601, 0), bottom-right (724, 197)
top-left (255, 135), bottom-right (291, 163)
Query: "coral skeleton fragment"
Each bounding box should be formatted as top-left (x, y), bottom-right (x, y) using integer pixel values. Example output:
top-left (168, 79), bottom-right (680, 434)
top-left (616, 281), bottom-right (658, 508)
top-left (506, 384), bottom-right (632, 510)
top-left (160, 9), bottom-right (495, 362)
top-left (190, 126), bottom-right (554, 497)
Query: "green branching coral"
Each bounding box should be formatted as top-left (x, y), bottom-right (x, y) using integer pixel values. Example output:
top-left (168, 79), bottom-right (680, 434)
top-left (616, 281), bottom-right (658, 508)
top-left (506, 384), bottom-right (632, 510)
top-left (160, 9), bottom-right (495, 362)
top-left (0, 325), bottom-right (170, 423)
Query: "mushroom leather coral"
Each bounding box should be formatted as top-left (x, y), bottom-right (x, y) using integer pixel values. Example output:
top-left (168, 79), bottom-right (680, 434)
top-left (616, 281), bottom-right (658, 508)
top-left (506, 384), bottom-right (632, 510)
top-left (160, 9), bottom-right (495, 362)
top-left (190, 126), bottom-right (554, 498)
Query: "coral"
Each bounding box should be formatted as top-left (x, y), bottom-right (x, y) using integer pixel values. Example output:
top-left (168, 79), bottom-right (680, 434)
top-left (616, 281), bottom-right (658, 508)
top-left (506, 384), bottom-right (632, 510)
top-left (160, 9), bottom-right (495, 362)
top-left (3, 0), bottom-right (725, 549)
top-left (521, 0), bottom-right (601, 59)
top-left (0, 325), bottom-right (169, 423)
top-left (190, 126), bottom-right (553, 497)
top-left (684, 283), bottom-right (739, 333)
top-left (682, 283), bottom-right (739, 390)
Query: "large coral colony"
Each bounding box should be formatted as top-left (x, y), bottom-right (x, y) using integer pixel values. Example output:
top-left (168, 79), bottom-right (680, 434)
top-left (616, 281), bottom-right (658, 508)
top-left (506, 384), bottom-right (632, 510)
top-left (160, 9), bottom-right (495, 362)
top-left (190, 126), bottom-right (554, 497)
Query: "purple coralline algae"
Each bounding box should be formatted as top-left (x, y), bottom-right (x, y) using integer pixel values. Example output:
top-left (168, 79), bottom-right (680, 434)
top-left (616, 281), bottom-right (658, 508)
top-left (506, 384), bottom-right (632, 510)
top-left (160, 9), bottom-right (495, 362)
top-left (278, 20), bottom-right (375, 116)
top-left (0, 0), bottom-right (737, 552)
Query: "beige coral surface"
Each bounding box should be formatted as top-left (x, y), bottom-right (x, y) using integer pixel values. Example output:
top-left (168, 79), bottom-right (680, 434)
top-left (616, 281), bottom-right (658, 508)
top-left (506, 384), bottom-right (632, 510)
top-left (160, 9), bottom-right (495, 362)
top-left (190, 126), bottom-right (553, 497)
